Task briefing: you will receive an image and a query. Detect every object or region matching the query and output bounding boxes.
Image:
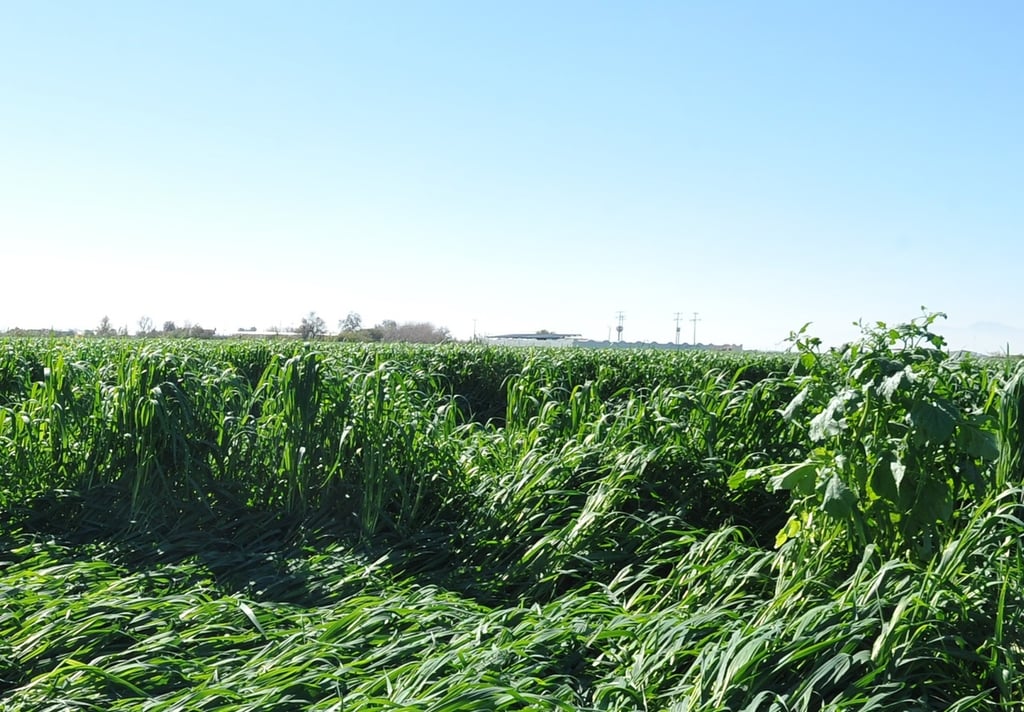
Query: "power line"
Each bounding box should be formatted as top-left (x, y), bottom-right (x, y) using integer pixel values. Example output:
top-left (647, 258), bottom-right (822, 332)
top-left (690, 312), bottom-right (701, 345)
top-left (615, 311), bottom-right (625, 342)
top-left (674, 312), bottom-right (683, 345)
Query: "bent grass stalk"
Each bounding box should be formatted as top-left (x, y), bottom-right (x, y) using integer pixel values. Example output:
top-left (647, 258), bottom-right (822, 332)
top-left (0, 331), bottom-right (1021, 709)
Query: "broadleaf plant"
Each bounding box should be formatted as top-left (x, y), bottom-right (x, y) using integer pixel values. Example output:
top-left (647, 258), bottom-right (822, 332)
top-left (734, 311), bottom-right (1002, 561)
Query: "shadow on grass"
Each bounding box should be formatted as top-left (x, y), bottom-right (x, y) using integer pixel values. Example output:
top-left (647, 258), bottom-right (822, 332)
top-left (2, 486), bottom-right (329, 606)
top-left (0, 484), bottom-right (502, 609)
top-left (0, 477), bottom-right (788, 613)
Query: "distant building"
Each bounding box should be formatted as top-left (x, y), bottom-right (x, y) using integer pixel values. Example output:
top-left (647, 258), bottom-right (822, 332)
top-left (485, 333), bottom-right (583, 347)
top-left (573, 340), bottom-right (743, 351)
top-left (483, 332), bottom-right (742, 351)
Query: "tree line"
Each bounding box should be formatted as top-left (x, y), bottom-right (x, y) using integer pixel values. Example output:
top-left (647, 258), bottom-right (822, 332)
top-left (2, 312), bottom-right (450, 344)
top-left (296, 311), bottom-right (450, 344)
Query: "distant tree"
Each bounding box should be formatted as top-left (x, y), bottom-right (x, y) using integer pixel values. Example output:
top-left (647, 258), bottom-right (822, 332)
top-left (338, 330), bottom-right (372, 342)
top-left (399, 322), bottom-right (449, 344)
top-left (149, 320), bottom-right (216, 339)
top-left (96, 316), bottom-right (116, 337)
top-left (5, 327), bottom-right (75, 337)
top-left (297, 311), bottom-right (327, 340)
top-left (372, 320), bottom-right (449, 344)
top-left (363, 319), bottom-right (397, 343)
top-left (137, 316), bottom-right (153, 336)
top-left (339, 312), bottom-right (362, 333)
top-left (186, 324), bottom-right (216, 338)
top-left (338, 311), bottom-right (371, 342)
top-left (381, 320), bottom-right (398, 333)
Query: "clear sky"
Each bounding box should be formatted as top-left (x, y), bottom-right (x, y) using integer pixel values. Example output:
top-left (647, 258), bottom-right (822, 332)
top-left (2, 1), bottom-right (1022, 351)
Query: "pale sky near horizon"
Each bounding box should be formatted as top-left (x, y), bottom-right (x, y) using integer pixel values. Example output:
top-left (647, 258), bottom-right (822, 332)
top-left (2, 2), bottom-right (1022, 351)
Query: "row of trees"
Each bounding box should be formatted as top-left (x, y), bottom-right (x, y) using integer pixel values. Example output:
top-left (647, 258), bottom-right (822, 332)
top-left (299, 311), bottom-right (449, 344)
top-left (3, 313), bottom-right (450, 344)
top-left (85, 313), bottom-right (449, 343)
top-left (130, 317), bottom-right (216, 339)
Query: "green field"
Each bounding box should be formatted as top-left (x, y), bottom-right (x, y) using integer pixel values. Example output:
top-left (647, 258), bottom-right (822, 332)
top-left (1, 316), bottom-right (1022, 710)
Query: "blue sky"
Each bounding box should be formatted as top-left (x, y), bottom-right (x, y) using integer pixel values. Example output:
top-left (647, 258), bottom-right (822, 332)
top-left (2, 1), bottom-right (1022, 351)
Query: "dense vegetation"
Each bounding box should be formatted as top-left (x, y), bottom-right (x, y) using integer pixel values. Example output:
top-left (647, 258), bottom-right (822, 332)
top-left (1, 315), bottom-right (1022, 710)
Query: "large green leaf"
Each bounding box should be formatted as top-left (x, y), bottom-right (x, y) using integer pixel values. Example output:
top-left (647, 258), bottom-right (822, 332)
top-left (727, 468), bottom-right (756, 491)
top-left (908, 400), bottom-right (957, 444)
top-left (809, 389), bottom-right (858, 441)
top-left (878, 369), bottom-right (909, 401)
top-left (956, 419), bottom-right (1000, 461)
top-left (781, 386), bottom-right (809, 422)
top-left (868, 456), bottom-right (898, 501)
top-left (768, 461), bottom-right (817, 495)
top-left (913, 477), bottom-right (953, 524)
top-left (821, 472), bottom-right (857, 518)
top-left (775, 515), bottom-right (802, 547)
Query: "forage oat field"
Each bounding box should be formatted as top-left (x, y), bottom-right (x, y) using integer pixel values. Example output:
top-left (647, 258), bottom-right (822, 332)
top-left (1, 315), bottom-right (1022, 710)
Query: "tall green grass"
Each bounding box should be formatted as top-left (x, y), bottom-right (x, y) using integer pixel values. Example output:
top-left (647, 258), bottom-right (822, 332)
top-left (1, 327), bottom-right (1021, 709)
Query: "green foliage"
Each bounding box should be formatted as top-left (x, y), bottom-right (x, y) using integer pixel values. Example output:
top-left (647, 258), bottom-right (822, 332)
top-left (734, 313), bottom-right (1002, 562)
top-left (0, 330), bottom-right (1022, 709)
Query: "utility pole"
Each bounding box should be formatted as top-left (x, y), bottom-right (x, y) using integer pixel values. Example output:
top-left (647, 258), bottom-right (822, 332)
top-left (690, 312), bottom-right (701, 346)
top-left (615, 311), bottom-right (625, 342)
top-left (674, 312), bottom-right (683, 345)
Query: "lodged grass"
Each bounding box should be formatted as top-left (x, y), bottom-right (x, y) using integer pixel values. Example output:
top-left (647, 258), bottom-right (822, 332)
top-left (0, 325), bottom-right (1022, 709)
